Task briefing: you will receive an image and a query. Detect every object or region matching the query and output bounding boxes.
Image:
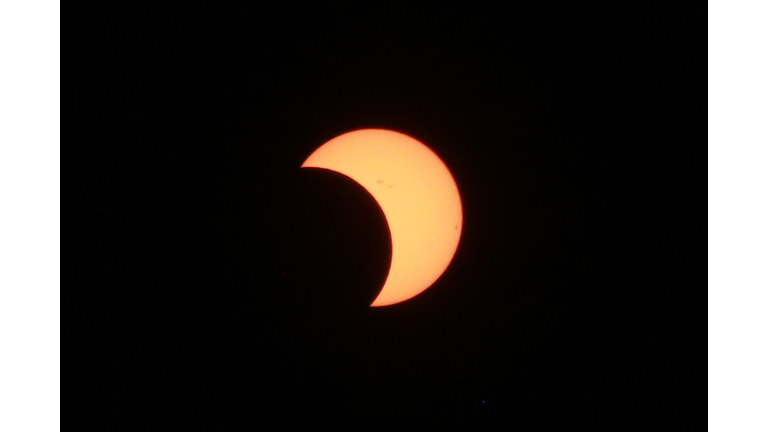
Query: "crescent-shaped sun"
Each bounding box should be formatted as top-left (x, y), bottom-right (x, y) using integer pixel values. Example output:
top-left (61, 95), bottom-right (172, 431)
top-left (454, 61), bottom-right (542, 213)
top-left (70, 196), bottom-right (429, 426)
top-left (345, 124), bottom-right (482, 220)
top-left (301, 129), bottom-right (463, 307)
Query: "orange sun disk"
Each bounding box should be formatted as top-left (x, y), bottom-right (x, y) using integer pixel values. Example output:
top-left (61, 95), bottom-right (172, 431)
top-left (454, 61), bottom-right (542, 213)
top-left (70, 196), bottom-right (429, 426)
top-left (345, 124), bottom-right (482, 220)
top-left (301, 129), bottom-right (463, 307)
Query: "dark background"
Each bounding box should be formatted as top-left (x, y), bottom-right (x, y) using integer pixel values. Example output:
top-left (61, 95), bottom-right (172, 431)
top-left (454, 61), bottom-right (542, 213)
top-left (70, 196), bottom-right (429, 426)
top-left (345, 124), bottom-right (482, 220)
top-left (70, 4), bottom-right (700, 426)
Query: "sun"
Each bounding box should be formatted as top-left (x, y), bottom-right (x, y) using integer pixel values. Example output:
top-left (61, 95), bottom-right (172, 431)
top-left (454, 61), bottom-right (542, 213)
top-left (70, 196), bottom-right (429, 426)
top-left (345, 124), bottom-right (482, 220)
top-left (302, 129), bottom-right (462, 306)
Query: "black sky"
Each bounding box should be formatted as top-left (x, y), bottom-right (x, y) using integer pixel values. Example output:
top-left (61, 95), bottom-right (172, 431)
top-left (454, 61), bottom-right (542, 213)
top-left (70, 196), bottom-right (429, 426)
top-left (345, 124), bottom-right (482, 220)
top-left (70, 4), bottom-right (700, 426)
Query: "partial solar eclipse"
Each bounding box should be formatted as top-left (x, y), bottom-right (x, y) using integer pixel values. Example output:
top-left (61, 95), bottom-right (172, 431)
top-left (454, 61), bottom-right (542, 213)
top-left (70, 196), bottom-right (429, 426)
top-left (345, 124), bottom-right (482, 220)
top-left (301, 129), bottom-right (463, 307)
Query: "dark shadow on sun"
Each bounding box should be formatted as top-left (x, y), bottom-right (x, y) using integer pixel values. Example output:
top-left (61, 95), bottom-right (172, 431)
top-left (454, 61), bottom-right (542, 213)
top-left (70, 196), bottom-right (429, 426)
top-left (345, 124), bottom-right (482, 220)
top-left (275, 167), bottom-right (392, 312)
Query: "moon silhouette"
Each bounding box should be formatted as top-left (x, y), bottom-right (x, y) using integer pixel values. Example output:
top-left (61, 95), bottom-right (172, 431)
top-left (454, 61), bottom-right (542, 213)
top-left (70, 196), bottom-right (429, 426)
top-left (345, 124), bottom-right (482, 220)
top-left (301, 129), bottom-right (463, 307)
